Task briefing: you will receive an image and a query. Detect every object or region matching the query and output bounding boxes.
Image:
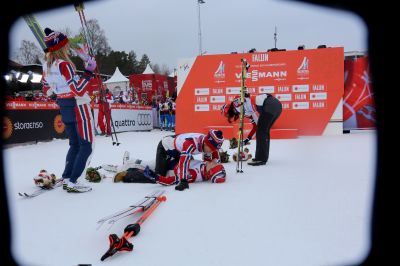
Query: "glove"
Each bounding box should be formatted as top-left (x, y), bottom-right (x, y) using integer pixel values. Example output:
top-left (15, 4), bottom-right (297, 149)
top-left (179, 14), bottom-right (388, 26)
top-left (219, 150), bottom-right (230, 163)
top-left (143, 166), bottom-right (159, 182)
top-left (242, 138), bottom-right (251, 146)
top-left (229, 138), bottom-right (238, 149)
top-left (84, 57), bottom-right (97, 72)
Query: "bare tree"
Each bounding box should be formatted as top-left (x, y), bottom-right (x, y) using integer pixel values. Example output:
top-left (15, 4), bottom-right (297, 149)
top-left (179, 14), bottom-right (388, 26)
top-left (81, 19), bottom-right (111, 55)
top-left (16, 40), bottom-right (44, 65)
top-left (160, 64), bottom-right (171, 76)
top-left (151, 63), bottom-right (161, 74)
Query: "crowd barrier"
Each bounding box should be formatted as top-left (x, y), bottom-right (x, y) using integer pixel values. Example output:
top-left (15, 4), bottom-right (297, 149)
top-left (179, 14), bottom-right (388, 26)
top-left (4, 101), bottom-right (153, 145)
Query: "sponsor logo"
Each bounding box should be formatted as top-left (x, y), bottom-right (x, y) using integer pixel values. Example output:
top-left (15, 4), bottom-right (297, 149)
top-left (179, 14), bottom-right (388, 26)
top-left (311, 101), bottom-right (327, 108)
top-left (137, 113), bottom-right (152, 126)
top-left (297, 57), bottom-right (309, 79)
top-left (179, 63), bottom-right (190, 71)
top-left (212, 88), bottom-right (224, 94)
top-left (53, 114), bottom-right (65, 134)
top-left (195, 104), bottom-right (210, 112)
top-left (14, 121), bottom-right (44, 130)
top-left (3, 117), bottom-right (13, 139)
top-left (235, 70), bottom-right (287, 82)
top-left (275, 94), bottom-right (292, 102)
top-left (195, 88), bottom-right (210, 95)
top-left (312, 84), bottom-right (326, 91)
top-left (292, 102), bottom-right (309, 109)
top-left (214, 61), bottom-right (225, 79)
top-left (114, 119), bottom-right (136, 128)
top-left (142, 80), bottom-right (152, 91)
top-left (310, 92), bottom-right (327, 100)
top-left (259, 86), bottom-right (275, 94)
top-left (292, 84), bottom-right (309, 92)
top-left (210, 96), bottom-right (226, 103)
top-left (252, 53), bottom-right (268, 62)
top-left (196, 96), bottom-right (208, 103)
top-left (277, 86), bottom-right (290, 93)
top-left (294, 93), bottom-right (307, 100)
top-left (226, 87), bottom-right (241, 94)
top-left (212, 104), bottom-right (225, 111)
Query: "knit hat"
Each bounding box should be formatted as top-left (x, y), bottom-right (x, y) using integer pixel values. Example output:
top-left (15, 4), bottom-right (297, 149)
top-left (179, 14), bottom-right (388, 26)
top-left (204, 129), bottom-right (224, 150)
top-left (44, 28), bottom-right (69, 52)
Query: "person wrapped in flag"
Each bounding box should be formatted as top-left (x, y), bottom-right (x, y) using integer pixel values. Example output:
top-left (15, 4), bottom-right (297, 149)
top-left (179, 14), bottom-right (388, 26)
top-left (154, 129), bottom-right (224, 191)
top-left (221, 92), bottom-right (282, 166)
top-left (41, 27), bottom-right (96, 193)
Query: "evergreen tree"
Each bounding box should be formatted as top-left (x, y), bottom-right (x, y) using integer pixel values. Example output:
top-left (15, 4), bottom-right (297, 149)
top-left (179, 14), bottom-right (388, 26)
top-left (138, 54), bottom-right (150, 74)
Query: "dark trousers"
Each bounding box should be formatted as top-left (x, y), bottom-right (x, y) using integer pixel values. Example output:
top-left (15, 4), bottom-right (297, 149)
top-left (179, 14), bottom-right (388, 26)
top-left (155, 141), bottom-right (168, 176)
top-left (255, 96), bottom-right (282, 162)
top-left (58, 98), bottom-right (92, 183)
top-left (155, 139), bottom-right (180, 176)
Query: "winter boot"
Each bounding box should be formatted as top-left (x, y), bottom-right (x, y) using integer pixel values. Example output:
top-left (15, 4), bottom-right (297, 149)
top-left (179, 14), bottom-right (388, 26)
top-left (66, 181), bottom-right (92, 193)
top-left (123, 151), bottom-right (130, 165)
top-left (175, 179), bottom-right (189, 191)
top-left (62, 178), bottom-right (70, 190)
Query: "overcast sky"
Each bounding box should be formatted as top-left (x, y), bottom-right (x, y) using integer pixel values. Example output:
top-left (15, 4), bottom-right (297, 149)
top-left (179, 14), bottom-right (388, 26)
top-left (9, 0), bottom-right (367, 70)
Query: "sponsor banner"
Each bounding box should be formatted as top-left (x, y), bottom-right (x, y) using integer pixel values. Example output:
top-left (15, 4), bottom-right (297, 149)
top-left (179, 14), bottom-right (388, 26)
top-left (177, 48), bottom-right (344, 135)
top-left (310, 92), bottom-right (327, 100)
top-left (210, 96), bottom-right (226, 103)
top-left (194, 88), bottom-right (210, 95)
top-left (292, 102), bottom-right (310, 109)
top-left (292, 84), bottom-right (309, 93)
top-left (5, 101), bottom-right (59, 110)
top-left (275, 94), bottom-right (292, 102)
top-left (259, 86), bottom-right (274, 94)
top-left (93, 108), bottom-right (153, 132)
top-left (194, 104), bottom-right (210, 112)
top-left (226, 87), bottom-right (241, 94)
top-left (4, 110), bottom-right (67, 144)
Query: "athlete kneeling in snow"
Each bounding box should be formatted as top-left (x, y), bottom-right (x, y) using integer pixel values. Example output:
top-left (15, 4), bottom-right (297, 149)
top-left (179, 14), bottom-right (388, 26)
top-left (154, 129), bottom-right (224, 191)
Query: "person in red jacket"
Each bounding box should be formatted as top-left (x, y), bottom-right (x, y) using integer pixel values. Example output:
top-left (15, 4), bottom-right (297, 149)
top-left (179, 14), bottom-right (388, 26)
top-left (97, 88), bottom-right (113, 136)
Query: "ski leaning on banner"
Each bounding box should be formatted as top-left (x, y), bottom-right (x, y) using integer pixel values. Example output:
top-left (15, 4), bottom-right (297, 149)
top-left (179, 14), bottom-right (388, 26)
top-left (98, 190), bottom-right (167, 261)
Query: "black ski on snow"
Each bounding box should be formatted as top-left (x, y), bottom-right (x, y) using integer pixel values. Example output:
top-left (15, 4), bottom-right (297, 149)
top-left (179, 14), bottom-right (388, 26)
top-left (18, 179), bottom-right (63, 198)
top-left (97, 190), bottom-right (165, 229)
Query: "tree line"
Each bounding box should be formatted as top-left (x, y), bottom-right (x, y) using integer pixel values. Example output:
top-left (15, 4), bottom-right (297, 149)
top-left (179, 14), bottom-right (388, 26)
top-left (15, 19), bottom-right (171, 76)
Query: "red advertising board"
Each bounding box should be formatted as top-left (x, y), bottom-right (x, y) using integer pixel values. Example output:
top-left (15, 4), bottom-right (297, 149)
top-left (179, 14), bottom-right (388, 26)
top-left (176, 48), bottom-right (344, 136)
top-left (129, 74), bottom-right (173, 101)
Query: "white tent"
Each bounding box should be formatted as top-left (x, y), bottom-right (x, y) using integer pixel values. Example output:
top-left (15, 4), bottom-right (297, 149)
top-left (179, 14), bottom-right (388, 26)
top-left (103, 67), bottom-right (130, 94)
top-left (142, 64), bottom-right (155, 74)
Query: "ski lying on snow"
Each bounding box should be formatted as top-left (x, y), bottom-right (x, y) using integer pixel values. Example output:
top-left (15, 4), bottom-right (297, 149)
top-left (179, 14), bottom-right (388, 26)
top-left (18, 179), bottom-right (63, 198)
top-left (97, 190), bottom-right (165, 229)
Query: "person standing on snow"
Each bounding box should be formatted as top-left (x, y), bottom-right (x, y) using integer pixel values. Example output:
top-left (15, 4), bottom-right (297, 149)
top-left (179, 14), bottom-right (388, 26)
top-left (154, 129), bottom-right (224, 191)
top-left (41, 27), bottom-right (96, 193)
top-left (221, 92), bottom-right (282, 166)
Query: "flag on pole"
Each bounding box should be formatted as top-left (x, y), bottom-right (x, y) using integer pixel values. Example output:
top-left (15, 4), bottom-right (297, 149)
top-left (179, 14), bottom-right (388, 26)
top-left (198, 0), bottom-right (205, 4)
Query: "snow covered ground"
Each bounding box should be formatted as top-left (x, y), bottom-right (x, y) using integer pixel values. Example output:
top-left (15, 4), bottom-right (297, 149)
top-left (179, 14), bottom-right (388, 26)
top-left (4, 130), bottom-right (376, 266)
